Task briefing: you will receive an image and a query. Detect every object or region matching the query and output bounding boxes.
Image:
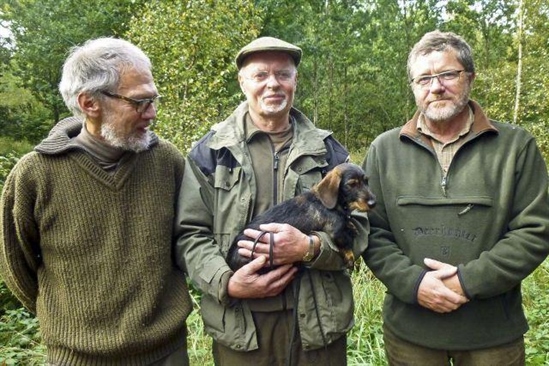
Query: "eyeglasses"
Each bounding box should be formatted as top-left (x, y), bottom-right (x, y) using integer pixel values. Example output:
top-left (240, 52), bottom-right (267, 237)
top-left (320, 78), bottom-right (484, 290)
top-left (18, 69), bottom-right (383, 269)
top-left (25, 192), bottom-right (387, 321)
top-left (100, 91), bottom-right (161, 113)
top-left (242, 70), bottom-right (296, 84)
top-left (410, 70), bottom-right (466, 87)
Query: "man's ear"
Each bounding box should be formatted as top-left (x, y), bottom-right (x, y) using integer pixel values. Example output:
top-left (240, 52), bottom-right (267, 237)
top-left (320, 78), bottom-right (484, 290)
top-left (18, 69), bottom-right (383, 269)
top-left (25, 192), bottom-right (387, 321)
top-left (238, 74), bottom-right (246, 93)
top-left (77, 92), bottom-right (101, 118)
top-left (468, 72), bottom-right (476, 85)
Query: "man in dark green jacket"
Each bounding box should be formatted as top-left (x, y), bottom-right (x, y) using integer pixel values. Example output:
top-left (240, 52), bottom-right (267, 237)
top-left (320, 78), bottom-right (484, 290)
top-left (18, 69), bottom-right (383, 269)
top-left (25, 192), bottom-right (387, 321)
top-left (362, 30), bottom-right (549, 365)
top-left (175, 37), bottom-right (369, 365)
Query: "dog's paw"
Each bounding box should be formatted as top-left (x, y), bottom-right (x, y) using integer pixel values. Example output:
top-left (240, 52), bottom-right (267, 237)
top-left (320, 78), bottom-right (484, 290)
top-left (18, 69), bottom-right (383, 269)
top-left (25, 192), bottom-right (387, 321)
top-left (342, 249), bottom-right (355, 271)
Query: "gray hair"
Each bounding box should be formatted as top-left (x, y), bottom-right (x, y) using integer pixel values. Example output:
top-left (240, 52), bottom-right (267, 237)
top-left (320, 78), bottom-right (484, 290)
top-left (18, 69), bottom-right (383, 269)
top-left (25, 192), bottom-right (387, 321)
top-left (407, 30), bottom-right (475, 81)
top-left (59, 37), bottom-right (151, 118)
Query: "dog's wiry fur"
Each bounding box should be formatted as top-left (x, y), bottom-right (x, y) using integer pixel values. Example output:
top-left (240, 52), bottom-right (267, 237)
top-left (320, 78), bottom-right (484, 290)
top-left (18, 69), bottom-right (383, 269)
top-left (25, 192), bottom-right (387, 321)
top-left (226, 163), bottom-right (376, 272)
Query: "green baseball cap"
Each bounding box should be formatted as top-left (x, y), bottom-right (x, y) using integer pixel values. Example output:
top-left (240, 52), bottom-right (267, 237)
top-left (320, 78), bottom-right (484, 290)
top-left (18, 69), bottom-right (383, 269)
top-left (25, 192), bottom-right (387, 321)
top-left (235, 37), bottom-right (302, 69)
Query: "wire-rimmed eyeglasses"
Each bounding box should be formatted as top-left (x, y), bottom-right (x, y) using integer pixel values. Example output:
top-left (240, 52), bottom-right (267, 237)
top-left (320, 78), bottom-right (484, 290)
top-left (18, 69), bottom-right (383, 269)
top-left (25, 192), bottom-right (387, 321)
top-left (101, 91), bottom-right (161, 113)
top-left (410, 70), bottom-right (466, 88)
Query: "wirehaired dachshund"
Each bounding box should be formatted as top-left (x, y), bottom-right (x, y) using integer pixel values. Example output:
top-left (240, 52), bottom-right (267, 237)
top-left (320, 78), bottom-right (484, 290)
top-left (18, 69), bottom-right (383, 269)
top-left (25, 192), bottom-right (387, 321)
top-left (226, 163), bottom-right (376, 272)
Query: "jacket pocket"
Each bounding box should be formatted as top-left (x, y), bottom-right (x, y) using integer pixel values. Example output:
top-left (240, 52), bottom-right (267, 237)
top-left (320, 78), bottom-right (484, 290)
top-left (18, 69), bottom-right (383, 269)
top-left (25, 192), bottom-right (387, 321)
top-left (298, 270), bottom-right (354, 349)
top-left (214, 166), bottom-right (242, 191)
top-left (397, 195), bottom-right (493, 207)
top-left (201, 297), bottom-right (258, 351)
top-left (394, 195), bottom-right (496, 264)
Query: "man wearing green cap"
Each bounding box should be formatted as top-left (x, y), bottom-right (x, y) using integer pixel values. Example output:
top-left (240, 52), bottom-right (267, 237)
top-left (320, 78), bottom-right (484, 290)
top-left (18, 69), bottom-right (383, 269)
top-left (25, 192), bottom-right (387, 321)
top-left (175, 36), bottom-right (369, 365)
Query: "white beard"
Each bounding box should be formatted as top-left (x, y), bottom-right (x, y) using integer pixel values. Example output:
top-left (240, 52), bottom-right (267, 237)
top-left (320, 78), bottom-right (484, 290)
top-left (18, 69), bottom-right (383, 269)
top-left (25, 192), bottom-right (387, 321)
top-left (101, 120), bottom-right (150, 153)
top-left (259, 98), bottom-right (288, 115)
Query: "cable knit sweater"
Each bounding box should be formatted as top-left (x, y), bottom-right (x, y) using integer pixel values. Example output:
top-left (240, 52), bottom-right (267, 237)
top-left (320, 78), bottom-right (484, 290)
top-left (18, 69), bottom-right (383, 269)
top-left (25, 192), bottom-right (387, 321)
top-left (0, 117), bottom-right (193, 365)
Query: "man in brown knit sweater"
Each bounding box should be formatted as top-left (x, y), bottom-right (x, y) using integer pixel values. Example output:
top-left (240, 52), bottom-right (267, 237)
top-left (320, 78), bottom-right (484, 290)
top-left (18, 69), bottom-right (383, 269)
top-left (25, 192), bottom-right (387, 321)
top-left (0, 38), bottom-right (192, 365)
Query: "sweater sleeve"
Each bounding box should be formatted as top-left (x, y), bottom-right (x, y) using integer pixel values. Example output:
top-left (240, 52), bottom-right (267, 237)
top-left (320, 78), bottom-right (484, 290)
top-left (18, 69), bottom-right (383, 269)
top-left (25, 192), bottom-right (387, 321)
top-left (0, 156), bottom-right (42, 313)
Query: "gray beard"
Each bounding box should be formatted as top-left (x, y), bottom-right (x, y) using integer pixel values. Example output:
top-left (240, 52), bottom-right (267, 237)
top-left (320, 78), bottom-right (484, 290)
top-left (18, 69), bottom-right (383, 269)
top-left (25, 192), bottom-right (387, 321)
top-left (423, 86), bottom-right (471, 123)
top-left (100, 123), bottom-right (150, 153)
top-left (259, 98), bottom-right (288, 114)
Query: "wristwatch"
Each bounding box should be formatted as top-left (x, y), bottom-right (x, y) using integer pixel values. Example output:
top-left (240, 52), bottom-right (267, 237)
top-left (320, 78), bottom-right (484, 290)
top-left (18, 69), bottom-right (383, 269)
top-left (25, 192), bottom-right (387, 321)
top-left (302, 235), bottom-right (315, 262)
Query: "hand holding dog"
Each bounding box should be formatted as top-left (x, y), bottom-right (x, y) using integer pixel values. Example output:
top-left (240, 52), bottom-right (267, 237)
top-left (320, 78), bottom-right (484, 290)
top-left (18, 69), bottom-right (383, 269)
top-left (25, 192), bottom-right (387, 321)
top-left (228, 256), bottom-right (298, 299)
top-left (417, 258), bottom-right (469, 313)
top-left (238, 223), bottom-right (315, 265)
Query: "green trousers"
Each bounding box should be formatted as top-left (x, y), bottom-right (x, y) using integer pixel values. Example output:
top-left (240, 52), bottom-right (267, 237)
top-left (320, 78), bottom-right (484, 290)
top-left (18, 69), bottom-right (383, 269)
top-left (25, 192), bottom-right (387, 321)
top-left (383, 324), bottom-right (525, 366)
top-left (212, 309), bottom-right (347, 366)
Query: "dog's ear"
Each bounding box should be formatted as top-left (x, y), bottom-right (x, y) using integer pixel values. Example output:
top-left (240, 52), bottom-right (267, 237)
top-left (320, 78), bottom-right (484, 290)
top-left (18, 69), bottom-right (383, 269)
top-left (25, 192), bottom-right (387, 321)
top-left (312, 168), bottom-right (342, 209)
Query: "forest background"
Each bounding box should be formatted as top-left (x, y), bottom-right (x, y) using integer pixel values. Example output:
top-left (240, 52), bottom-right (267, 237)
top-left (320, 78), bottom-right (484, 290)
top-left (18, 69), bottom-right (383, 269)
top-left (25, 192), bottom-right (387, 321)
top-left (0, 0), bottom-right (548, 365)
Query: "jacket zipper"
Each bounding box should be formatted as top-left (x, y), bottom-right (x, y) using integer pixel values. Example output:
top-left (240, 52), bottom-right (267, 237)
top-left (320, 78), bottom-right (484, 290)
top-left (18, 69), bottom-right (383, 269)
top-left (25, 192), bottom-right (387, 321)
top-left (273, 151), bottom-right (280, 204)
top-left (441, 175), bottom-right (447, 197)
top-left (273, 146), bottom-right (290, 204)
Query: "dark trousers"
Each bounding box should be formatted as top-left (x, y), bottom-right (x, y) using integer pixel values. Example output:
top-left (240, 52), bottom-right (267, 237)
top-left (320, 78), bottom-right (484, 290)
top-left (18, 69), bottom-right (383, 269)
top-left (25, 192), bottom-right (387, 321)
top-left (212, 309), bottom-right (347, 366)
top-left (383, 324), bottom-right (525, 366)
top-left (150, 341), bottom-right (189, 366)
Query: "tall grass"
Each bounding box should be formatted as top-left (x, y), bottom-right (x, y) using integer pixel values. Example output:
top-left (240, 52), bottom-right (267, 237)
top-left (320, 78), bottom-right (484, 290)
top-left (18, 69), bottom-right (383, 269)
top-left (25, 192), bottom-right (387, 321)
top-left (4, 260), bottom-right (549, 365)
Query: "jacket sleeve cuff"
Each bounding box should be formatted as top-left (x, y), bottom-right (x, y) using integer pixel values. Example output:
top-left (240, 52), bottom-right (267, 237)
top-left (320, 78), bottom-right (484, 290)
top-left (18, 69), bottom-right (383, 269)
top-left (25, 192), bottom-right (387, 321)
top-left (305, 231), bottom-right (346, 270)
top-left (413, 269), bottom-right (428, 305)
top-left (456, 266), bottom-right (471, 300)
top-left (218, 270), bottom-right (236, 306)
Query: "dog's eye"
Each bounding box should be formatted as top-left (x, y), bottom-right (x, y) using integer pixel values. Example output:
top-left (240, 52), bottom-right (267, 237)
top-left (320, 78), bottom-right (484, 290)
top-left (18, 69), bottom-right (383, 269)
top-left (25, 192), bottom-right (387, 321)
top-left (347, 179), bottom-right (360, 187)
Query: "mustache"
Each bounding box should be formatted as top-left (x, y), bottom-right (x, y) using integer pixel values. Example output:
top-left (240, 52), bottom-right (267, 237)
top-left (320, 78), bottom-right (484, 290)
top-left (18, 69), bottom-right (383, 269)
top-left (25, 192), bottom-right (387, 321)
top-left (263, 92), bottom-right (286, 98)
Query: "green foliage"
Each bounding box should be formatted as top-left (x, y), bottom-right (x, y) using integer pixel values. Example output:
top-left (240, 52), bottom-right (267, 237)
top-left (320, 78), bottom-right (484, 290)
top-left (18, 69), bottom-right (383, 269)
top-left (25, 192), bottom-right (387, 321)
top-left (0, 137), bottom-right (31, 189)
top-left (0, 137), bottom-right (33, 156)
top-left (523, 261), bottom-right (549, 364)
top-left (0, 306), bottom-right (45, 365)
top-left (2, 0), bottom-right (549, 363)
top-left (126, 0), bottom-right (262, 153)
top-left (0, 68), bottom-right (51, 143)
top-left (0, 0), bottom-right (148, 138)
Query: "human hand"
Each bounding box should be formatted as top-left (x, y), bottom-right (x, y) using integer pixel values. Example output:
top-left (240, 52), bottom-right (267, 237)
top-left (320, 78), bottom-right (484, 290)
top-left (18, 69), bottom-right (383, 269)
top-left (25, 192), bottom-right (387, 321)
top-left (417, 258), bottom-right (469, 313)
top-left (238, 223), bottom-right (311, 265)
top-left (424, 258), bottom-right (467, 297)
top-left (227, 256), bottom-right (298, 299)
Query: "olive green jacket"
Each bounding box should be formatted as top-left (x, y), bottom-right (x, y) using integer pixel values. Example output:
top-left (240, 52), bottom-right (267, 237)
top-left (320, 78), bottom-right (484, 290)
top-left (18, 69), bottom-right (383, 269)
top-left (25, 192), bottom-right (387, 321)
top-left (175, 102), bottom-right (369, 351)
top-left (362, 101), bottom-right (549, 350)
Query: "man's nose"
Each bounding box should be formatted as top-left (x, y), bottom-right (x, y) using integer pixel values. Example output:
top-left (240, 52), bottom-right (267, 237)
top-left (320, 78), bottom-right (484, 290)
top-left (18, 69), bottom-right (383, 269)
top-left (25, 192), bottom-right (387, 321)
top-left (141, 102), bottom-right (157, 119)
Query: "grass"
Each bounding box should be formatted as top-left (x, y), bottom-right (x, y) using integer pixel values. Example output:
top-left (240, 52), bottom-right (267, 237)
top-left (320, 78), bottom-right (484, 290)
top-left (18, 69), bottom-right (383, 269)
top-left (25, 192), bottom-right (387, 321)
top-left (3, 260), bottom-right (549, 365)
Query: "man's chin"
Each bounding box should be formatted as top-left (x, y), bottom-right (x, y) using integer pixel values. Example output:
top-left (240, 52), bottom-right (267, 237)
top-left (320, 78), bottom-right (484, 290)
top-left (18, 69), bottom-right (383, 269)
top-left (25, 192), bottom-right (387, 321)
top-left (260, 101), bottom-right (288, 115)
top-left (423, 104), bottom-right (461, 122)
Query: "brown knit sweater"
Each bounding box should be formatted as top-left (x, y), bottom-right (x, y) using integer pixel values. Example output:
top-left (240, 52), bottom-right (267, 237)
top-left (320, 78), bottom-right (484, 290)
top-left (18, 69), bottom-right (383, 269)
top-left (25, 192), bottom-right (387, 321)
top-left (0, 117), bottom-right (193, 365)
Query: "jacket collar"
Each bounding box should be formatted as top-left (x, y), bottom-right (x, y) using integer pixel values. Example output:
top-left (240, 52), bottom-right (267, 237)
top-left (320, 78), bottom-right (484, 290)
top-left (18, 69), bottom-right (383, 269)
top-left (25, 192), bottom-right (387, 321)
top-left (35, 116), bottom-right (159, 155)
top-left (208, 101), bottom-right (330, 152)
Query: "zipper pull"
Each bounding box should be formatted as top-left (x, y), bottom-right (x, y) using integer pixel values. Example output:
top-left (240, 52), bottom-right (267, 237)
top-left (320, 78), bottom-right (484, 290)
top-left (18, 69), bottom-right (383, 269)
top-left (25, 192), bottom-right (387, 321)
top-left (441, 176), bottom-right (447, 197)
top-left (458, 204), bottom-right (474, 216)
top-left (273, 152), bottom-right (279, 170)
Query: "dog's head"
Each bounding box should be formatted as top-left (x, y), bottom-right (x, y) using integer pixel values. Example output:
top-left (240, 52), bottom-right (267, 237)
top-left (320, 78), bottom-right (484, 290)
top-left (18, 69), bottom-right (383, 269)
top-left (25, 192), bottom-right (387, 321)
top-left (312, 163), bottom-right (376, 212)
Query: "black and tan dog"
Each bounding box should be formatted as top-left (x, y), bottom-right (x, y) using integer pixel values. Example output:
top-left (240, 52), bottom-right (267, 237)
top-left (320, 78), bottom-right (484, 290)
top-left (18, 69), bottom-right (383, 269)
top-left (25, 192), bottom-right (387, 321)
top-left (226, 163), bottom-right (376, 272)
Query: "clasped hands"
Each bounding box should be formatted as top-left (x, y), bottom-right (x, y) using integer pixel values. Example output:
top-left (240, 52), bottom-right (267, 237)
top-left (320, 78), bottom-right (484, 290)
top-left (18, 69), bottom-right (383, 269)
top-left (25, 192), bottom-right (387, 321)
top-left (227, 223), bottom-right (308, 299)
top-left (417, 258), bottom-right (469, 313)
